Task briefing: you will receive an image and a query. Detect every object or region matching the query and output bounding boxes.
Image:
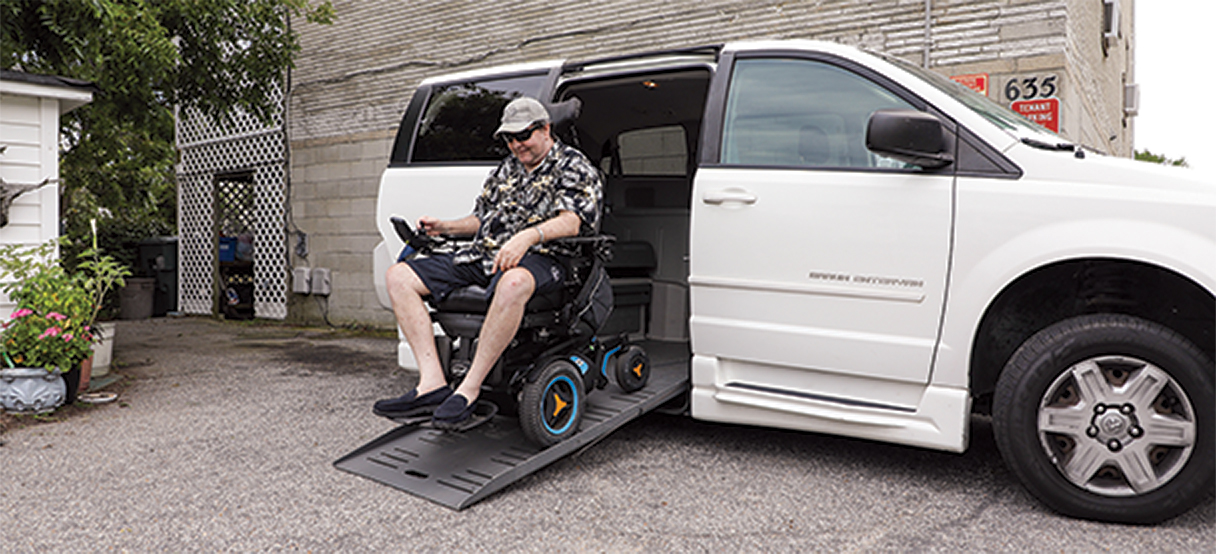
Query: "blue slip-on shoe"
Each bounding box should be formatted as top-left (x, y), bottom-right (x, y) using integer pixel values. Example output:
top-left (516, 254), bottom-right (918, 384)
top-left (373, 386), bottom-right (452, 419)
top-left (431, 393), bottom-right (478, 430)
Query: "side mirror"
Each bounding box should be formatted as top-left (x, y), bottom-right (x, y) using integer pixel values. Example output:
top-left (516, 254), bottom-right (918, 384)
top-left (866, 109), bottom-right (953, 169)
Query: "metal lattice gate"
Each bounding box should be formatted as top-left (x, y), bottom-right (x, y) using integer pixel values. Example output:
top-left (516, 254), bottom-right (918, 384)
top-left (176, 82), bottom-right (288, 319)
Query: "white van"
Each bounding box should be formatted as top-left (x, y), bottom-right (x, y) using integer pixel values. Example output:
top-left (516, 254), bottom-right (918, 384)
top-left (371, 40), bottom-right (1214, 522)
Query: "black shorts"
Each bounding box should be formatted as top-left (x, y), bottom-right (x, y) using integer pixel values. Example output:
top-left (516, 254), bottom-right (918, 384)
top-left (401, 251), bottom-right (565, 304)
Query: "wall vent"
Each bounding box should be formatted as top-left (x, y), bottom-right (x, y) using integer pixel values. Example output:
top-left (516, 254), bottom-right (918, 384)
top-left (1123, 83), bottom-right (1140, 116)
top-left (1103, 0), bottom-right (1121, 44)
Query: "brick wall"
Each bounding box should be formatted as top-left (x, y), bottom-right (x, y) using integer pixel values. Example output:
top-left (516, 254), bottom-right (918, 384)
top-left (286, 0), bottom-right (1133, 327)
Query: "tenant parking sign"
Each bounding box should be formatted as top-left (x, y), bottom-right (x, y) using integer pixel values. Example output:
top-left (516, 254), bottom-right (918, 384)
top-left (950, 73), bottom-right (989, 95)
top-left (1012, 98), bottom-right (1060, 132)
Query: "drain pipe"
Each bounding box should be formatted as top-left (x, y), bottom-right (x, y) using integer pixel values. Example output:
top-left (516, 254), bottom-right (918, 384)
top-left (923, 0), bottom-right (932, 68)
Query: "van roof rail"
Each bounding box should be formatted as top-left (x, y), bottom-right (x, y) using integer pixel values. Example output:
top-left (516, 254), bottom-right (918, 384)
top-left (561, 44), bottom-right (722, 73)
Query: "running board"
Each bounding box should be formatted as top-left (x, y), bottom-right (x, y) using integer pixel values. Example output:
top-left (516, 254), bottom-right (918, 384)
top-left (334, 362), bottom-right (688, 510)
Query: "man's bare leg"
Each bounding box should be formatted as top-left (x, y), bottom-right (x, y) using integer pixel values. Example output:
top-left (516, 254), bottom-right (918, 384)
top-left (384, 262), bottom-right (448, 394)
top-left (453, 267), bottom-right (535, 403)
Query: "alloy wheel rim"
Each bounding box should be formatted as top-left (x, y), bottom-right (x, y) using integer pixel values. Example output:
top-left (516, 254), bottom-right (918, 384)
top-left (1037, 355), bottom-right (1196, 496)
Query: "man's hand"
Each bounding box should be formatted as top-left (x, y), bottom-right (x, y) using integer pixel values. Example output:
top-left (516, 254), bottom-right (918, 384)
top-left (418, 214), bottom-right (480, 237)
top-left (490, 211), bottom-right (580, 273)
top-left (417, 216), bottom-right (443, 236)
top-left (491, 229), bottom-right (538, 273)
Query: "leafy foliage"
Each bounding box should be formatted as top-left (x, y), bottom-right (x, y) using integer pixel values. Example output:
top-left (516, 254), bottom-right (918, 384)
top-left (0, 0), bottom-right (333, 263)
top-left (0, 236), bottom-right (131, 373)
top-left (2, 307), bottom-right (93, 373)
top-left (1134, 149), bottom-right (1188, 167)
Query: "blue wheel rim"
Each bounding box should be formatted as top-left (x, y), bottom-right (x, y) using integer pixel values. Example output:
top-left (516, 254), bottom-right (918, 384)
top-left (541, 374), bottom-right (579, 435)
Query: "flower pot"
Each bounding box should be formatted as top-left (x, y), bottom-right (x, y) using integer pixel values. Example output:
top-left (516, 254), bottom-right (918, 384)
top-left (0, 367), bottom-right (67, 414)
top-left (120, 278), bottom-right (155, 320)
top-left (90, 321), bottom-right (117, 377)
top-left (62, 363), bottom-right (81, 404)
top-left (79, 356), bottom-right (92, 393)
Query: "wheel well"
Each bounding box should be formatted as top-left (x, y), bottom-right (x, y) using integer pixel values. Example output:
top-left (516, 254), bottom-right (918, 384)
top-left (969, 259), bottom-right (1215, 413)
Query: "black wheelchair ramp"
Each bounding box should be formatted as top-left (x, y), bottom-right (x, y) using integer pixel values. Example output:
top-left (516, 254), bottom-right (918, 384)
top-left (334, 358), bottom-right (687, 510)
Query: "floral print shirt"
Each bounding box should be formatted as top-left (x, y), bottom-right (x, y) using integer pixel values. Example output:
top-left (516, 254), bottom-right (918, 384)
top-left (454, 140), bottom-right (602, 274)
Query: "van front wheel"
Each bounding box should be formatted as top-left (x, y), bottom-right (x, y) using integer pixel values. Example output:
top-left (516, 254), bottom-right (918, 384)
top-left (992, 314), bottom-right (1213, 523)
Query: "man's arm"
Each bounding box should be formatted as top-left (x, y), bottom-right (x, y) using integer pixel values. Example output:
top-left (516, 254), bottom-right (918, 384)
top-left (530, 210), bottom-right (580, 243)
top-left (419, 214), bottom-right (480, 237)
top-left (491, 210), bottom-right (580, 273)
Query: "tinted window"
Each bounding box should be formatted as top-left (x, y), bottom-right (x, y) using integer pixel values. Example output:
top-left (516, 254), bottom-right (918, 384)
top-left (615, 126), bottom-right (687, 176)
top-left (412, 73), bottom-right (547, 162)
top-left (721, 58), bottom-right (914, 169)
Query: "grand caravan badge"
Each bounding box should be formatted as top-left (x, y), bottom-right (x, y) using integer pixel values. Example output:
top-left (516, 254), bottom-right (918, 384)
top-left (807, 271), bottom-right (925, 289)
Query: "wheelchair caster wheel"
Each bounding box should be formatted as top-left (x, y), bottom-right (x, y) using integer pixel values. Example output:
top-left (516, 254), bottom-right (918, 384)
top-left (520, 359), bottom-right (585, 447)
top-left (446, 359), bottom-right (470, 386)
top-left (614, 345), bottom-right (650, 393)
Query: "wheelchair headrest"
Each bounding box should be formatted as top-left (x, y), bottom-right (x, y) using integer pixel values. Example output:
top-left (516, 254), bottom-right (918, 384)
top-left (543, 98), bottom-right (582, 127)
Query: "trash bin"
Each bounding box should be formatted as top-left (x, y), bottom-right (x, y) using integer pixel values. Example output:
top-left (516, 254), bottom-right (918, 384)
top-left (119, 278), bottom-right (155, 320)
top-left (138, 237), bottom-right (178, 316)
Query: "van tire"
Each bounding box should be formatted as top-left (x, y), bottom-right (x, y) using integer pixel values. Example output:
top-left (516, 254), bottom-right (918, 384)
top-left (992, 314), bottom-right (1214, 523)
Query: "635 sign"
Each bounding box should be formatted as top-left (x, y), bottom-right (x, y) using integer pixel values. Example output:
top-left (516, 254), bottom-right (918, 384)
top-left (1004, 75), bottom-right (1058, 102)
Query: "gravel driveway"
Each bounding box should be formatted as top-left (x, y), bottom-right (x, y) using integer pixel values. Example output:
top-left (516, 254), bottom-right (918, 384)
top-left (1, 317), bottom-right (1211, 552)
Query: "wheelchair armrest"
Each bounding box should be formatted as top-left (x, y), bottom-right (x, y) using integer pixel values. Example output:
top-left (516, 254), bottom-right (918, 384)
top-left (550, 234), bottom-right (616, 263)
top-left (389, 216), bottom-right (480, 254)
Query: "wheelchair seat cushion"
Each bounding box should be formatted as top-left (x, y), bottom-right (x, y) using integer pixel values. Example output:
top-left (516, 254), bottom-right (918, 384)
top-left (408, 252), bottom-right (565, 310)
top-left (435, 284), bottom-right (566, 314)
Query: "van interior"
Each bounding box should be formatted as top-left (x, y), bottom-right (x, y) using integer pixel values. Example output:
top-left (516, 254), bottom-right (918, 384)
top-left (554, 67), bottom-right (712, 356)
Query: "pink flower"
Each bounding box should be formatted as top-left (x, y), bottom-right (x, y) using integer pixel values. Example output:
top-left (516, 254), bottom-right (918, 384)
top-left (38, 326), bottom-right (62, 340)
top-left (62, 333), bottom-right (74, 342)
top-left (46, 312), bottom-right (67, 321)
top-left (10, 308), bottom-right (33, 319)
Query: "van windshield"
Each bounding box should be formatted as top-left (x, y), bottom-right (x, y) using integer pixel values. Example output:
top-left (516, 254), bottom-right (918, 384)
top-left (880, 53), bottom-right (1063, 144)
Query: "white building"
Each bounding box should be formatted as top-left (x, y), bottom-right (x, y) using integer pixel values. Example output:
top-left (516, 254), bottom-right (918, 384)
top-left (0, 70), bottom-right (95, 317)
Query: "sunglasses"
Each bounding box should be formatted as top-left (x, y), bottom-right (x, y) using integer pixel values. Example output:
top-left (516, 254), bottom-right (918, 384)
top-left (499, 123), bottom-right (543, 144)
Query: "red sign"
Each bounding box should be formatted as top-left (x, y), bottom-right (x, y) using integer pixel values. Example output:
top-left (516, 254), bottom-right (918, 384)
top-left (951, 73), bottom-right (989, 96)
top-left (1012, 98), bottom-right (1060, 132)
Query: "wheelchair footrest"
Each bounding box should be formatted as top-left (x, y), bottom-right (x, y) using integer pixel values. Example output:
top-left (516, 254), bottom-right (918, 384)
top-left (379, 400), bottom-right (499, 431)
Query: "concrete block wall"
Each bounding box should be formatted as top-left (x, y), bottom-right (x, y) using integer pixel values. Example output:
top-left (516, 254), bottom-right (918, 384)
top-left (286, 130), bottom-right (396, 326)
top-left (1061, 0), bottom-right (1135, 156)
top-left (286, 0), bottom-right (1133, 327)
top-left (290, 0), bottom-right (1097, 143)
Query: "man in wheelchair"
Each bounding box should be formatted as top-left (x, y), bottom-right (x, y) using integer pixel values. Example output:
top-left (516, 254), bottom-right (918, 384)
top-left (375, 97), bottom-right (609, 437)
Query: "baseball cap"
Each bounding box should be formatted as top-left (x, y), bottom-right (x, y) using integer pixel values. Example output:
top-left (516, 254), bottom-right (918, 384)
top-left (495, 97), bottom-right (550, 136)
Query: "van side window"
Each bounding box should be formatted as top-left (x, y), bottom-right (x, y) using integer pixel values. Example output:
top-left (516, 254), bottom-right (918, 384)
top-left (615, 126), bottom-right (687, 176)
top-left (721, 58), bottom-right (915, 169)
top-left (412, 74), bottom-right (547, 163)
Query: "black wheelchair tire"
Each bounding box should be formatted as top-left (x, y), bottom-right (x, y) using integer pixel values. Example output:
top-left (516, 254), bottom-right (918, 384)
top-left (520, 359), bottom-right (585, 447)
top-left (614, 345), bottom-right (650, 393)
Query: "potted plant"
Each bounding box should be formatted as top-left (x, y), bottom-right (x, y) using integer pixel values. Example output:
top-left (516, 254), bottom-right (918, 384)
top-left (0, 229), bottom-right (130, 413)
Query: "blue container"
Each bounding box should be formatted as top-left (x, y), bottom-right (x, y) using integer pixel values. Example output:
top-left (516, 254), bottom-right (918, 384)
top-left (218, 237), bottom-right (237, 262)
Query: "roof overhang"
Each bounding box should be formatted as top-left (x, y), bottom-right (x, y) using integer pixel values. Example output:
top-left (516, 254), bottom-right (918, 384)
top-left (0, 70), bottom-right (95, 114)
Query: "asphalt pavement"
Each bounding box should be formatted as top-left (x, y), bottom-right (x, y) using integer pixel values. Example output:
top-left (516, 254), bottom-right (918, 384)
top-left (1, 317), bottom-right (1211, 552)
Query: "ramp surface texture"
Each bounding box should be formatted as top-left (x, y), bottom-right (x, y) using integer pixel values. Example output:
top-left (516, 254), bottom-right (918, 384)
top-left (335, 356), bottom-right (687, 509)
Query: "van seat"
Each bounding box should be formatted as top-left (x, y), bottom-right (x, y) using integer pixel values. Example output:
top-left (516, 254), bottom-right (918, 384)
top-left (608, 241), bottom-right (656, 278)
top-left (603, 240), bottom-right (656, 335)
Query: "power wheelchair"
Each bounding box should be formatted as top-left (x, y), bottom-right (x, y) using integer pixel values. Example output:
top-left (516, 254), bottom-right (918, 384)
top-left (389, 216), bottom-right (651, 447)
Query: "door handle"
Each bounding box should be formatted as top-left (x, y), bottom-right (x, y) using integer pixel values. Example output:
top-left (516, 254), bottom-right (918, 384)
top-left (702, 189), bottom-right (758, 205)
